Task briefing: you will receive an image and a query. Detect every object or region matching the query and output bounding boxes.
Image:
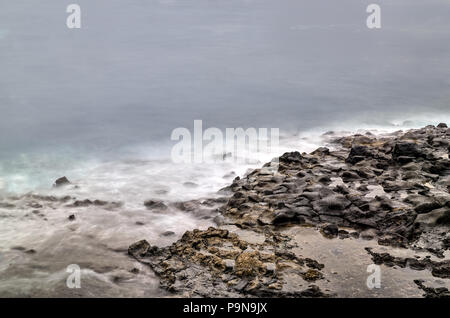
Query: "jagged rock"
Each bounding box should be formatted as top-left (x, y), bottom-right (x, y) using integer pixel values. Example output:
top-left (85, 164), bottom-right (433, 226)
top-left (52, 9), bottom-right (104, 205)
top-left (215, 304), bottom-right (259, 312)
top-left (279, 151), bottom-right (303, 164)
top-left (272, 208), bottom-right (306, 225)
top-left (144, 200), bottom-right (168, 211)
top-left (415, 208), bottom-right (449, 226)
top-left (301, 269), bottom-right (323, 281)
top-left (404, 195), bottom-right (442, 214)
top-left (128, 240), bottom-right (151, 257)
top-left (129, 125), bottom-right (450, 298)
top-left (346, 145), bottom-right (373, 164)
top-left (415, 280), bottom-right (450, 298)
top-left (129, 227), bottom-right (328, 297)
top-left (392, 142), bottom-right (424, 160)
top-left (341, 170), bottom-right (360, 181)
top-left (321, 224), bottom-right (339, 238)
top-left (311, 147), bottom-right (330, 156)
top-left (54, 176), bottom-right (70, 187)
top-left (235, 252), bottom-right (265, 277)
top-left (366, 248), bottom-right (450, 279)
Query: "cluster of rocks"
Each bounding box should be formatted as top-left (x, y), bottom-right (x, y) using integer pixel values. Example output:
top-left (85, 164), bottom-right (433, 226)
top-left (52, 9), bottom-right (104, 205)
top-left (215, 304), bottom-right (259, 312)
top-left (0, 189), bottom-right (124, 223)
top-left (366, 247), bottom-right (450, 278)
top-left (130, 124), bottom-right (450, 297)
top-left (414, 279), bottom-right (450, 298)
top-left (223, 124), bottom-right (449, 252)
top-left (128, 227), bottom-right (328, 297)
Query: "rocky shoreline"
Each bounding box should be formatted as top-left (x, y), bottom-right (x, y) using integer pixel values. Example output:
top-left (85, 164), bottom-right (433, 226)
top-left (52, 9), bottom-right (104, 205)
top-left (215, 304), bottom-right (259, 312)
top-left (129, 124), bottom-right (450, 298)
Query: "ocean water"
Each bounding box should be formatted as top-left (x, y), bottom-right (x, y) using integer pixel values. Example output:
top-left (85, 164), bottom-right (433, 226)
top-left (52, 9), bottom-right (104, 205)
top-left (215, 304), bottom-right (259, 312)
top-left (0, 0), bottom-right (449, 297)
top-left (1, 0), bottom-right (450, 192)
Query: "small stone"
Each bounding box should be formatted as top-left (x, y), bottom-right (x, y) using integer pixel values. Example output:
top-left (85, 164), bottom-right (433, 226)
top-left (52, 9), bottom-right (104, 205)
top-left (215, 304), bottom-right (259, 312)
top-left (54, 176), bottom-right (70, 187)
top-left (128, 240), bottom-right (151, 257)
top-left (68, 214), bottom-right (75, 221)
top-left (160, 231), bottom-right (175, 237)
top-left (321, 224), bottom-right (339, 238)
top-left (144, 200), bottom-right (168, 211)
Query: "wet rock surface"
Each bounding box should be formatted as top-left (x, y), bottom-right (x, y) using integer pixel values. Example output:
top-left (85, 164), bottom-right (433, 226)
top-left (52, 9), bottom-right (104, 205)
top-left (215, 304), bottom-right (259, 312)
top-left (129, 227), bottom-right (328, 297)
top-left (54, 176), bottom-right (71, 188)
top-left (414, 279), bottom-right (450, 298)
top-left (366, 247), bottom-right (450, 278)
top-left (130, 125), bottom-right (450, 297)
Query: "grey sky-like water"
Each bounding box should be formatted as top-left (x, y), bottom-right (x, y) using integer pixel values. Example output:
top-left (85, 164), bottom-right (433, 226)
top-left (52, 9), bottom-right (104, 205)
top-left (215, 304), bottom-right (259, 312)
top-left (0, 0), bottom-right (449, 157)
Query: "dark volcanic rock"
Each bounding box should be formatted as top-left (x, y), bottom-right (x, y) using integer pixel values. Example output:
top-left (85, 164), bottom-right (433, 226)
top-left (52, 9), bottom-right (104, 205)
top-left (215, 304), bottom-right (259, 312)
top-left (321, 224), bottom-right (339, 238)
top-left (346, 146), bottom-right (373, 164)
top-left (144, 200), bottom-right (168, 211)
top-left (219, 125), bottom-right (449, 251)
top-left (366, 248), bottom-right (450, 279)
top-left (415, 280), bottom-right (450, 298)
top-left (279, 151), bottom-right (303, 166)
top-left (129, 125), bottom-right (450, 298)
top-left (128, 240), bottom-right (152, 257)
top-left (312, 194), bottom-right (351, 216)
top-left (54, 176), bottom-right (70, 187)
top-left (160, 231), bottom-right (176, 237)
top-left (272, 209), bottom-right (306, 225)
top-left (129, 227), bottom-right (329, 297)
top-left (392, 142), bottom-right (423, 160)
